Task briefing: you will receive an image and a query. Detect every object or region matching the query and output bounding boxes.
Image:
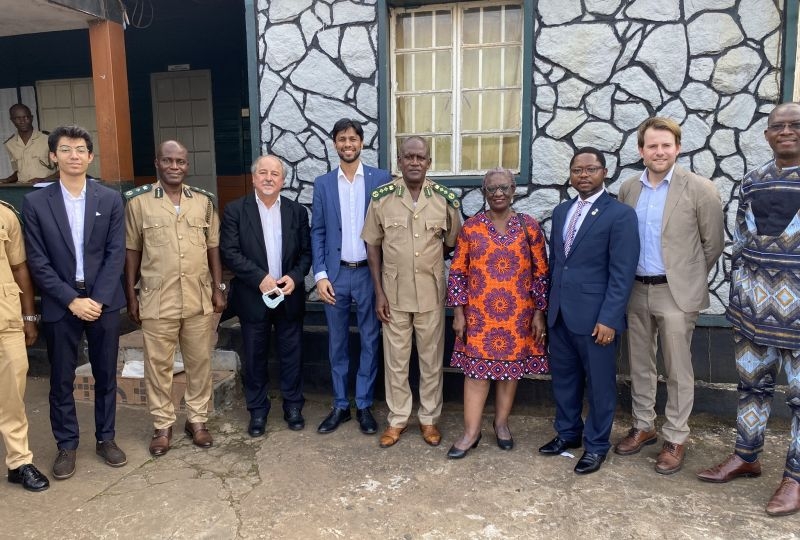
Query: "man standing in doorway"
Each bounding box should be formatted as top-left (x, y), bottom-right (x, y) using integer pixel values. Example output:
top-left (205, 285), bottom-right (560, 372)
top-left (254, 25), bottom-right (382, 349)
top-left (361, 136), bottom-right (462, 448)
top-left (23, 125), bottom-right (127, 480)
top-left (615, 117), bottom-right (724, 474)
top-left (697, 102), bottom-right (800, 516)
top-left (125, 140), bottom-right (226, 456)
top-left (2, 104), bottom-right (56, 184)
top-left (311, 119), bottom-right (390, 435)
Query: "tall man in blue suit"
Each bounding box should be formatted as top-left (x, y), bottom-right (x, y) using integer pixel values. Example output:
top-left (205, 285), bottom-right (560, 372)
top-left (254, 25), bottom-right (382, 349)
top-left (538, 147), bottom-right (639, 475)
top-left (311, 119), bottom-right (391, 435)
top-left (23, 125), bottom-right (127, 480)
top-left (221, 155), bottom-right (312, 436)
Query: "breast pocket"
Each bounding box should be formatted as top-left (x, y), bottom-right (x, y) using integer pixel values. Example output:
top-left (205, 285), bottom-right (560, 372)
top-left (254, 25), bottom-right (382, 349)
top-left (383, 215), bottom-right (408, 246)
top-left (188, 217), bottom-right (209, 247)
top-left (142, 217), bottom-right (168, 247)
top-left (426, 219), bottom-right (447, 242)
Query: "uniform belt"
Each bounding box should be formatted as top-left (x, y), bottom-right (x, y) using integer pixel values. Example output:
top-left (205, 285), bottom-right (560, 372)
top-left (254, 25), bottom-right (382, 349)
top-left (75, 280), bottom-right (86, 290)
top-left (635, 275), bottom-right (668, 285)
top-left (340, 260), bottom-right (368, 269)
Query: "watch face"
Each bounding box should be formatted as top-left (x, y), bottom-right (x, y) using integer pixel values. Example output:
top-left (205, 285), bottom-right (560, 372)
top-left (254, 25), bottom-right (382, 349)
top-left (218, 283), bottom-right (227, 292)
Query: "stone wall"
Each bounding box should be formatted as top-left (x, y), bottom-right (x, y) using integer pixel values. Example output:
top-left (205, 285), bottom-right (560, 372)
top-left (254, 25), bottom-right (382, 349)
top-left (257, 0), bottom-right (784, 313)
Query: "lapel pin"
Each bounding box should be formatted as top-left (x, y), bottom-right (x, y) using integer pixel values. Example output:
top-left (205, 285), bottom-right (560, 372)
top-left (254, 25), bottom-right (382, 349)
top-left (591, 209), bottom-right (598, 216)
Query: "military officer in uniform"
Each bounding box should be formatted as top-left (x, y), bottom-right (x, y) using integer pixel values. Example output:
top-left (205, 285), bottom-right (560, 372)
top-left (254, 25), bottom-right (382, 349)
top-left (0, 200), bottom-right (49, 491)
top-left (2, 104), bottom-right (56, 184)
top-left (362, 136), bottom-right (462, 448)
top-left (124, 140), bottom-right (226, 456)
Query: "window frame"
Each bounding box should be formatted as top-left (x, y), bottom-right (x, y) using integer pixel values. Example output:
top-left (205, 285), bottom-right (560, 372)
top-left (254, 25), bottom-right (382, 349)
top-left (378, 0), bottom-right (533, 187)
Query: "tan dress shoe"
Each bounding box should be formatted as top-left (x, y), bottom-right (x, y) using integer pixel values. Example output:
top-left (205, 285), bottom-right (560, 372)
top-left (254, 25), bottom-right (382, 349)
top-left (379, 426), bottom-right (408, 448)
top-left (766, 477), bottom-right (800, 516)
top-left (655, 441), bottom-right (686, 475)
top-left (184, 421), bottom-right (213, 448)
top-left (420, 424), bottom-right (441, 447)
top-left (696, 453), bottom-right (761, 483)
top-left (149, 427), bottom-right (173, 457)
top-left (614, 427), bottom-right (657, 456)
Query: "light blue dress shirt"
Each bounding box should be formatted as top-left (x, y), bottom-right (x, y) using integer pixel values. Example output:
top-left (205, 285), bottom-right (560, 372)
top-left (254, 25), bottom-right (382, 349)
top-left (635, 166), bottom-right (675, 276)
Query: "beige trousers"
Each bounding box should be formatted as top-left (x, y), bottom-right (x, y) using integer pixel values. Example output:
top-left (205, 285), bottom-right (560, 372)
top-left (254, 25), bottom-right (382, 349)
top-left (0, 329), bottom-right (33, 468)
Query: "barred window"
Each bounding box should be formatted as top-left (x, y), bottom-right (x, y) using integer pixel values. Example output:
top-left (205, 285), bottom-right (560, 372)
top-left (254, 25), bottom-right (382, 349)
top-left (391, 1), bottom-right (523, 176)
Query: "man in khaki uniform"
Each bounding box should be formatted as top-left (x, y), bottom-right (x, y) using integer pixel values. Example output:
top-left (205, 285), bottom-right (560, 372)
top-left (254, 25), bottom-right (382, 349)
top-left (0, 200), bottom-right (49, 491)
top-left (124, 140), bottom-right (226, 456)
top-left (362, 136), bottom-right (462, 448)
top-left (2, 104), bottom-right (56, 184)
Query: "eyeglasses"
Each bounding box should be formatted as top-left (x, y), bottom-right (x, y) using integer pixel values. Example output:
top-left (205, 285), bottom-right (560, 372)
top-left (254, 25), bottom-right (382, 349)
top-left (57, 145), bottom-right (89, 155)
top-left (483, 184), bottom-right (513, 195)
top-left (570, 166), bottom-right (604, 175)
top-left (766, 122), bottom-right (800, 133)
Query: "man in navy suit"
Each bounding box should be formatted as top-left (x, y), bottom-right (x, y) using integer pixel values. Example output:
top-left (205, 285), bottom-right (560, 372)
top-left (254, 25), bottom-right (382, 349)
top-left (538, 147), bottom-right (639, 474)
top-left (23, 125), bottom-right (127, 480)
top-left (311, 119), bottom-right (391, 435)
top-left (221, 155), bottom-right (312, 436)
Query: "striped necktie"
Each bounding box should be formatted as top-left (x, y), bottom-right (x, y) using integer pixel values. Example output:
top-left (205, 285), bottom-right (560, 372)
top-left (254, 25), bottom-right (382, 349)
top-left (564, 200), bottom-right (589, 256)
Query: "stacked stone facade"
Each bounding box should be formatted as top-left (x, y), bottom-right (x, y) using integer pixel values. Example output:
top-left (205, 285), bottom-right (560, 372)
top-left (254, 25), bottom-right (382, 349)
top-left (257, 0), bottom-right (784, 313)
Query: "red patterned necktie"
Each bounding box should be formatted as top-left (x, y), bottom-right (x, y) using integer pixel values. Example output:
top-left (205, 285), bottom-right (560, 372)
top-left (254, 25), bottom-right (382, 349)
top-left (564, 200), bottom-right (589, 256)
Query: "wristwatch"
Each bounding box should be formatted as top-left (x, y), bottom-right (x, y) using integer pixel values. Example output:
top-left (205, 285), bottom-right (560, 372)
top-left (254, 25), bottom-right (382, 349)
top-left (22, 314), bottom-right (41, 323)
top-left (216, 283), bottom-right (227, 292)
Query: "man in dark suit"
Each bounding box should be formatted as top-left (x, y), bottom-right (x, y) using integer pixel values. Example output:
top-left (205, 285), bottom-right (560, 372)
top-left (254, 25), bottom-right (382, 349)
top-left (22, 125), bottom-right (127, 480)
top-left (538, 147), bottom-right (639, 474)
top-left (311, 119), bottom-right (390, 435)
top-left (221, 154), bottom-right (312, 436)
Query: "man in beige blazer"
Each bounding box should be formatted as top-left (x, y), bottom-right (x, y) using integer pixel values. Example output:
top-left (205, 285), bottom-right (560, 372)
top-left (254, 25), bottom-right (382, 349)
top-left (614, 117), bottom-right (724, 474)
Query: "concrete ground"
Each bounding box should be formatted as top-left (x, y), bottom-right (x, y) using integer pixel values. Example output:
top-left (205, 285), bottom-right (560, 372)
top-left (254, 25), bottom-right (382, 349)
top-left (2, 377), bottom-right (799, 540)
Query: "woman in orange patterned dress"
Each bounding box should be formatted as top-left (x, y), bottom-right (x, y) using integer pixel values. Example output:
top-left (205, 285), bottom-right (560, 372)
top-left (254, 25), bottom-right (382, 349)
top-left (446, 168), bottom-right (549, 458)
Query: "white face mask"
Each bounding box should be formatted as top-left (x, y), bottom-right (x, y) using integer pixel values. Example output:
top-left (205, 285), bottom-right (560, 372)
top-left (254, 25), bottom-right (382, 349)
top-left (262, 287), bottom-right (284, 309)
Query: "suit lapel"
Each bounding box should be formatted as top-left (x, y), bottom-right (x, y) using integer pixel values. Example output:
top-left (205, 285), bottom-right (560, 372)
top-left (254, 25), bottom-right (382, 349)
top-left (245, 194), bottom-right (269, 269)
top-left (329, 171), bottom-right (342, 228)
top-left (625, 179), bottom-right (644, 208)
top-left (662, 166), bottom-right (688, 231)
top-left (279, 196), bottom-right (291, 270)
top-left (567, 193), bottom-right (611, 258)
top-left (83, 180), bottom-right (98, 248)
top-left (47, 182), bottom-right (76, 259)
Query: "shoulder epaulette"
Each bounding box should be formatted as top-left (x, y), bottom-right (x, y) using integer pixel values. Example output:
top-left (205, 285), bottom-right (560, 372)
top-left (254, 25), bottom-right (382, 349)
top-left (188, 185), bottom-right (217, 206)
top-left (430, 181), bottom-right (461, 209)
top-left (371, 182), bottom-right (397, 201)
top-left (0, 200), bottom-right (22, 224)
top-left (123, 183), bottom-right (153, 200)
top-left (3, 134), bottom-right (13, 144)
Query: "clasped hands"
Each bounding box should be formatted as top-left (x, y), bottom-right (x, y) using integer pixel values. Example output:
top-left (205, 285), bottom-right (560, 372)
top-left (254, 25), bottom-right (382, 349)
top-left (69, 297), bottom-right (102, 321)
top-left (259, 274), bottom-right (295, 295)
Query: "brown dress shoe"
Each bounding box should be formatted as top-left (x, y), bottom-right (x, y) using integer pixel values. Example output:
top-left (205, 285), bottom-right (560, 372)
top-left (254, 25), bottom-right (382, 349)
top-left (614, 427), bottom-right (658, 456)
top-left (655, 441), bottom-right (686, 475)
top-left (420, 424), bottom-right (441, 447)
top-left (52, 449), bottom-right (77, 480)
top-left (379, 426), bottom-right (408, 448)
top-left (696, 453), bottom-right (761, 483)
top-left (766, 477), bottom-right (800, 516)
top-left (184, 421), bottom-right (213, 448)
top-left (149, 427), bottom-right (173, 456)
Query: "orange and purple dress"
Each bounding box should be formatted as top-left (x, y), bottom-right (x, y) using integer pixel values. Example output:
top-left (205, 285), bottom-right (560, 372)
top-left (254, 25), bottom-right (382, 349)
top-left (447, 212), bottom-right (549, 379)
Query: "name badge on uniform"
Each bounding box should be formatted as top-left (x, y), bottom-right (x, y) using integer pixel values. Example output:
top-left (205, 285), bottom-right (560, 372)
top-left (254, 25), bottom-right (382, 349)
top-left (262, 287), bottom-right (285, 309)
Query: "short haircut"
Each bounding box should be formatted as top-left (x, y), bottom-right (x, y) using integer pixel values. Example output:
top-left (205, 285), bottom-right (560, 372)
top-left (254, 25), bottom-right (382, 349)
top-left (570, 147), bottom-right (606, 168)
top-left (768, 102), bottom-right (800, 123)
top-left (637, 117), bottom-right (681, 148)
top-left (399, 135), bottom-right (429, 156)
top-left (483, 167), bottom-right (515, 187)
top-left (9, 103), bottom-right (31, 116)
top-left (251, 155), bottom-right (286, 178)
top-left (331, 118), bottom-right (364, 141)
top-left (48, 125), bottom-right (93, 154)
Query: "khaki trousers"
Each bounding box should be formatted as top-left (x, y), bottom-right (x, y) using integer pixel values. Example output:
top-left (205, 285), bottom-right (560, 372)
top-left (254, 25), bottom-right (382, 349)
top-left (0, 328), bottom-right (33, 468)
top-left (626, 282), bottom-right (698, 444)
top-left (382, 307), bottom-right (444, 427)
top-left (142, 315), bottom-right (213, 429)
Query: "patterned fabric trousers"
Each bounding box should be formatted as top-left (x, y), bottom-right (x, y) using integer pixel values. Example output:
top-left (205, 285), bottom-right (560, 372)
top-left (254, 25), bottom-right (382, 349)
top-left (734, 331), bottom-right (800, 481)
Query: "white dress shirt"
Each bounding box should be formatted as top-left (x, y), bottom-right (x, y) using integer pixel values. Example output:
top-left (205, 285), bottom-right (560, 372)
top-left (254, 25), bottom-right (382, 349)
top-left (60, 180), bottom-right (86, 281)
top-left (562, 188), bottom-right (605, 242)
top-left (338, 162), bottom-right (367, 264)
top-left (256, 195), bottom-right (282, 278)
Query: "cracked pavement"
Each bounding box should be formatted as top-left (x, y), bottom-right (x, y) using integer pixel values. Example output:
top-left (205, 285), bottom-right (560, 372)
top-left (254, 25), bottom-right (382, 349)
top-left (2, 376), bottom-right (799, 539)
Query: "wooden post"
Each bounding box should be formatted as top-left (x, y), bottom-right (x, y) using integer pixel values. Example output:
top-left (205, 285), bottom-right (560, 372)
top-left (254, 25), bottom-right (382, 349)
top-left (88, 20), bottom-right (133, 183)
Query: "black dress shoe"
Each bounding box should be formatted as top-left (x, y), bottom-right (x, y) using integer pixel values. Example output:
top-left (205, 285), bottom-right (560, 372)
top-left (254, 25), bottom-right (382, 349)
top-left (538, 436), bottom-right (582, 455)
top-left (8, 464), bottom-right (50, 492)
top-left (447, 434), bottom-right (482, 459)
top-left (356, 407), bottom-right (378, 435)
top-left (493, 422), bottom-right (513, 450)
top-left (248, 416), bottom-right (266, 437)
top-left (574, 451), bottom-right (607, 475)
top-left (284, 407), bottom-right (305, 431)
top-left (317, 407), bottom-right (351, 433)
